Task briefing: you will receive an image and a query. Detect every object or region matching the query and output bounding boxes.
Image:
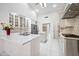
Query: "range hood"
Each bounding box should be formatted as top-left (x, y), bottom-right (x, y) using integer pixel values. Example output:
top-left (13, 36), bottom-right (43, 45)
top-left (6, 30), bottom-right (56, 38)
top-left (62, 3), bottom-right (79, 19)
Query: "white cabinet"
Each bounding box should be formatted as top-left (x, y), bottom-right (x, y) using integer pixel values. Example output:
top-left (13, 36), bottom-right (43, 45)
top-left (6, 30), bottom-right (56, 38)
top-left (9, 13), bottom-right (31, 33)
top-left (4, 40), bottom-right (31, 56)
top-left (2, 36), bottom-right (40, 56)
top-left (31, 37), bottom-right (40, 56)
top-left (0, 39), bottom-right (4, 53)
top-left (0, 31), bottom-right (40, 56)
top-left (0, 30), bottom-right (5, 54)
top-left (17, 42), bottom-right (31, 56)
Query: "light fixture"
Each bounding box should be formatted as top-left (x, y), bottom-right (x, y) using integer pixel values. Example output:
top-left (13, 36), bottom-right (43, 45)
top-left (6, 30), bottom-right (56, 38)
top-left (44, 3), bottom-right (47, 7)
top-left (52, 4), bottom-right (57, 8)
top-left (40, 3), bottom-right (43, 7)
top-left (69, 9), bottom-right (71, 12)
top-left (40, 3), bottom-right (47, 8)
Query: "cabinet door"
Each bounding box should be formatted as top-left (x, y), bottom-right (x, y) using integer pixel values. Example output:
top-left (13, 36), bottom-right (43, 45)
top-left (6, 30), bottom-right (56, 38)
top-left (17, 42), bottom-right (31, 56)
top-left (9, 13), bottom-right (31, 33)
top-left (31, 37), bottom-right (40, 56)
top-left (0, 39), bottom-right (4, 53)
top-left (20, 17), bottom-right (25, 32)
top-left (20, 17), bottom-right (25, 28)
top-left (15, 15), bottom-right (19, 28)
top-left (4, 41), bottom-right (31, 56)
top-left (9, 13), bottom-right (14, 26)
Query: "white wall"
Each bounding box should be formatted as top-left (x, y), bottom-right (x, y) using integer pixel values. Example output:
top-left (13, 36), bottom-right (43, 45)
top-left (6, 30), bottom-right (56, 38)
top-left (0, 3), bottom-right (36, 23)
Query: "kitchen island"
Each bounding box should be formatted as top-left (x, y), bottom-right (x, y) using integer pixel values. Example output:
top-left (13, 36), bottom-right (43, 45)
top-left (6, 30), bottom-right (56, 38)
top-left (60, 34), bottom-right (79, 56)
top-left (0, 32), bottom-right (40, 56)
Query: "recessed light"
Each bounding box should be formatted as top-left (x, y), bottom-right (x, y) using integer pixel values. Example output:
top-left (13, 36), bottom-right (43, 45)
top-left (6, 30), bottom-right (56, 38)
top-left (32, 11), bottom-right (35, 14)
top-left (69, 10), bottom-right (71, 12)
top-left (52, 4), bottom-right (57, 8)
top-left (35, 9), bottom-right (39, 12)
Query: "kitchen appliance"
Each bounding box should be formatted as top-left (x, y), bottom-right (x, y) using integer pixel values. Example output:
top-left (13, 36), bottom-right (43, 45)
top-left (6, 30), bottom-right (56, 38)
top-left (31, 24), bottom-right (38, 34)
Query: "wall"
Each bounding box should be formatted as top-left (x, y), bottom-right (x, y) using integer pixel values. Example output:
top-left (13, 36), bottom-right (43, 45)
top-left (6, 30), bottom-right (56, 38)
top-left (0, 3), bottom-right (36, 23)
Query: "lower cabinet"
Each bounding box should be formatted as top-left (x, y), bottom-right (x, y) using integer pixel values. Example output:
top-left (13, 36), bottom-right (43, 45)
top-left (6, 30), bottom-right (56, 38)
top-left (64, 39), bottom-right (78, 56)
top-left (0, 39), bottom-right (4, 54)
top-left (4, 40), bottom-right (31, 56)
top-left (2, 36), bottom-right (40, 56)
top-left (31, 37), bottom-right (40, 56)
top-left (0, 35), bottom-right (40, 56)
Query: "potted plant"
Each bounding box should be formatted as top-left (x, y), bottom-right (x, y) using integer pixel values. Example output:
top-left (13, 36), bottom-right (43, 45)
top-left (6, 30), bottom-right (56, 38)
top-left (1, 23), bottom-right (13, 36)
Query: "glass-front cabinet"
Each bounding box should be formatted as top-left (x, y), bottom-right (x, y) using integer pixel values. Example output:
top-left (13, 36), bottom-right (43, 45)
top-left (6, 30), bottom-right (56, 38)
top-left (9, 13), bottom-right (31, 33)
top-left (9, 13), bottom-right (14, 26)
top-left (15, 15), bottom-right (19, 27)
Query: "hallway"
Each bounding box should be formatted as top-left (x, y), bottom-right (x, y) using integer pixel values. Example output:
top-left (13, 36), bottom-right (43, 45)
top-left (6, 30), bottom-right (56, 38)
top-left (40, 38), bottom-right (64, 56)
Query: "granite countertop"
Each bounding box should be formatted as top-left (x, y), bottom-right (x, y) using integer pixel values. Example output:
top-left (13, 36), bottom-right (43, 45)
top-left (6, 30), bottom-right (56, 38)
top-left (0, 33), bottom-right (40, 45)
top-left (62, 33), bottom-right (79, 38)
top-left (60, 33), bottom-right (79, 40)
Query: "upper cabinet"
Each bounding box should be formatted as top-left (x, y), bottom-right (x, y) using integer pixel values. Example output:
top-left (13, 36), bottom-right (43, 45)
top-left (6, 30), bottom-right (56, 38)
top-left (9, 13), bottom-right (31, 33)
top-left (62, 3), bottom-right (79, 19)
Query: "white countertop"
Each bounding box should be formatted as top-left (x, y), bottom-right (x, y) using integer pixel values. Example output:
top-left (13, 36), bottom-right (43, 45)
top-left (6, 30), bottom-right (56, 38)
top-left (0, 32), bottom-right (40, 45)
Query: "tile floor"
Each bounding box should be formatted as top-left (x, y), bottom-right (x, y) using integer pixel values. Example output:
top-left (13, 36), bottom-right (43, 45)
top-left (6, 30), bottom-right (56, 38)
top-left (40, 38), bottom-right (64, 56)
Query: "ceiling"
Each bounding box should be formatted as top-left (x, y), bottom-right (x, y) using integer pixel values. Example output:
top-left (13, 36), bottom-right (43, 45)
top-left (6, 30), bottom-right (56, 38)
top-left (28, 3), bottom-right (67, 16)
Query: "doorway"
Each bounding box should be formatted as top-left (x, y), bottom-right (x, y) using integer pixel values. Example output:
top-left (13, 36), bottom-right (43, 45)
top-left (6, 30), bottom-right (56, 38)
top-left (41, 23), bottom-right (51, 43)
